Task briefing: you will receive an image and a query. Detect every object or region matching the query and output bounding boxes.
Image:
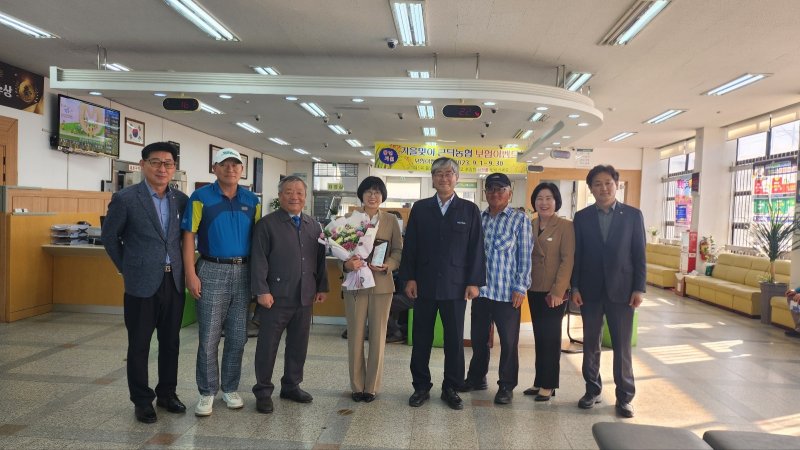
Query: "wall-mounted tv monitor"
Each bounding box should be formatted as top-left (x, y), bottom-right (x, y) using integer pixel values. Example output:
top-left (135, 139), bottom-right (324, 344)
top-left (57, 94), bottom-right (120, 157)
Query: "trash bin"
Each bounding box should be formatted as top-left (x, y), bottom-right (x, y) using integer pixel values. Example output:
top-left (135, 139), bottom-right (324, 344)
top-left (181, 289), bottom-right (197, 328)
top-left (601, 309), bottom-right (638, 348)
top-left (407, 308), bottom-right (444, 348)
top-left (674, 273), bottom-right (686, 297)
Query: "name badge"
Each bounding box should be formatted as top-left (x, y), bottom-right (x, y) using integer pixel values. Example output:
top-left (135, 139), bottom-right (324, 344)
top-left (457, 221), bottom-right (466, 225)
top-left (242, 206), bottom-right (249, 211)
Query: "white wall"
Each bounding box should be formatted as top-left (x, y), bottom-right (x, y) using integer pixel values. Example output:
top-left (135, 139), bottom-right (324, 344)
top-left (541, 147), bottom-right (643, 170)
top-left (640, 147), bottom-right (663, 230)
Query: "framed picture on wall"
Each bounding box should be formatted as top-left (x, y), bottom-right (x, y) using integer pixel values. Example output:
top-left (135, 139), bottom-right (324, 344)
top-left (124, 117), bottom-right (145, 146)
top-left (209, 144), bottom-right (223, 173)
top-left (240, 154), bottom-right (249, 179)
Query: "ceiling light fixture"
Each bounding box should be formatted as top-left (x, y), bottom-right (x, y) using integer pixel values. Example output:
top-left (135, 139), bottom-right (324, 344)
top-left (425, 141), bottom-right (437, 146)
top-left (562, 136), bottom-right (571, 139)
top-left (565, 72), bottom-right (592, 91)
top-left (311, 157), bottom-right (322, 162)
top-left (360, 150), bottom-right (373, 156)
top-left (218, 94), bottom-right (232, 99)
top-left (88, 91), bottom-right (102, 96)
top-left (408, 70), bottom-right (430, 78)
top-left (327, 124), bottom-right (348, 135)
top-left (608, 132), bottom-right (637, 142)
top-left (704, 74), bottom-right (769, 96)
top-left (236, 122), bottom-right (262, 133)
top-left (390, 1), bottom-right (427, 46)
top-left (600, 0), bottom-right (670, 46)
top-left (299, 102), bottom-right (327, 117)
top-left (483, 101), bottom-right (496, 106)
top-left (351, 98), bottom-right (365, 103)
top-left (103, 63), bottom-right (131, 72)
top-left (345, 139), bottom-right (362, 147)
top-left (645, 109), bottom-right (686, 124)
top-left (285, 96), bottom-right (298, 101)
top-left (153, 92), bottom-right (168, 97)
top-left (293, 148), bottom-right (309, 155)
top-left (552, 142), bottom-right (561, 145)
top-left (268, 137), bottom-right (290, 145)
top-left (422, 127), bottom-right (436, 137)
top-left (528, 112), bottom-right (546, 122)
top-left (514, 129), bottom-right (534, 139)
top-left (578, 122), bottom-right (589, 127)
top-left (251, 66), bottom-right (279, 75)
top-left (0, 11), bottom-right (58, 38)
top-left (199, 102), bottom-right (224, 114)
top-left (536, 106), bottom-right (549, 111)
top-left (417, 105), bottom-right (435, 119)
top-left (568, 114), bottom-right (581, 119)
top-left (164, 0), bottom-right (240, 41)
top-left (503, 144), bottom-right (519, 149)
top-left (419, 99), bottom-right (431, 104)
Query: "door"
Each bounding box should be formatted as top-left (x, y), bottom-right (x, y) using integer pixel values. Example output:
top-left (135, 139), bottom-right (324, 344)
top-left (0, 116), bottom-right (18, 187)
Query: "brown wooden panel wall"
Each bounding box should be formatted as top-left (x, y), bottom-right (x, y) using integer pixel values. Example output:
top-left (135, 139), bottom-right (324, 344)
top-left (3, 188), bottom-right (111, 213)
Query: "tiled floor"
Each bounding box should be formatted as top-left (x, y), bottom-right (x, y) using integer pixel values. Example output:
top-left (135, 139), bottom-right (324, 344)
top-left (1, 286), bottom-right (799, 449)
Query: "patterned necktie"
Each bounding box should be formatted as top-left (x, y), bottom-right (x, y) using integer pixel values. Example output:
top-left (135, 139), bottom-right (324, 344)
top-left (292, 215), bottom-right (301, 230)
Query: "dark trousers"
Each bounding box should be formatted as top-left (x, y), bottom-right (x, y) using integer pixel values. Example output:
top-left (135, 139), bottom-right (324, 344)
top-left (410, 298), bottom-right (466, 391)
top-left (528, 291), bottom-right (568, 389)
top-left (123, 273), bottom-right (185, 407)
top-left (581, 297), bottom-right (636, 403)
top-left (466, 297), bottom-right (520, 390)
top-left (253, 304), bottom-right (312, 399)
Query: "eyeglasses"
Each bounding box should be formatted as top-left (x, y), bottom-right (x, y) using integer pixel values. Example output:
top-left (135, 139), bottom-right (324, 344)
top-left (146, 159), bottom-right (176, 169)
top-left (485, 186), bottom-right (510, 194)
top-left (363, 190), bottom-right (383, 197)
top-left (433, 170), bottom-right (456, 179)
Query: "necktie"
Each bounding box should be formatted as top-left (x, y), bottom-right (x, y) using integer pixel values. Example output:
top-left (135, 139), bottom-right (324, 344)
top-left (292, 215), bottom-right (301, 230)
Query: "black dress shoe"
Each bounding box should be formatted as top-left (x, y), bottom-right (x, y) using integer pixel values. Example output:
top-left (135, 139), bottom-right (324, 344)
top-left (494, 388), bottom-right (512, 405)
top-left (534, 388), bottom-right (556, 402)
top-left (455, 379), bottom-right (488, 393)
top-left (156, 394), bottom-right (186, 413)
top-left (441, 387), bottom-right (464, 410)
top-left (408, 389), bottom-right (430, 407)
top-left (280, 388), bottom-right (313, 403)
top-left (578, 392), bottom-right (601, 409)
top-left (134, 404), bottom-right (157, 424)
top-left (785, 330), bottom-right (800, 338)
top-left (362, 393), bottom-right (376, 403)
top-left (523, 387), bottom-right (540, 396)
top-left (616, 401), bottom-right (634, 418)
top-left (386, 332), bottom-right (406, 344)
top-left (352, 392), bottom-right (364, 402)
top-left (256, 397), bottom-right (274, 414)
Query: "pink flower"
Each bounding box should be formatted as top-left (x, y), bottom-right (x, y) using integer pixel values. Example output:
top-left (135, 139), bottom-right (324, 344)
top-left (356, 231), bottom-right (364, 237)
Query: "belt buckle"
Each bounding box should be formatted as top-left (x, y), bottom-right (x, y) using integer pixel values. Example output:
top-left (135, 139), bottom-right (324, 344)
top-left (164, 265), bottom-right (172, 272)
top-left (232, 257), bottom-right (243, 265)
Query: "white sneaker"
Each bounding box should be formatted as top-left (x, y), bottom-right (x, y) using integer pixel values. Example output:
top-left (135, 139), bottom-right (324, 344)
top-left (195, 394), bottom-right (214, 416)
top-left (222, 391), bottom-right (244, 409)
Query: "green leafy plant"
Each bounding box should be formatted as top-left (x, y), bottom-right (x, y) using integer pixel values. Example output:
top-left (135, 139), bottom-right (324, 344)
top-left (751, 203), bottom-right (799, 283)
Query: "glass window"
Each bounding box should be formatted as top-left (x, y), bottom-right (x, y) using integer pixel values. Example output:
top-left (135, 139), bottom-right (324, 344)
top-left (736, 132), bottom-right (767, 162)
top-left (687, 152), bottom-right (695, 171)
top-left (668, 155), bottom-right (687, 175)
top-left (385, 177), bottom-right (421, 200)
top-left (770, 120), bottom-right (799, 156)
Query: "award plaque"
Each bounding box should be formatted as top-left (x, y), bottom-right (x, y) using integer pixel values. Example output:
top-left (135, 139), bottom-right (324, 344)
top-left (369, 240), bottom-right (389, 266)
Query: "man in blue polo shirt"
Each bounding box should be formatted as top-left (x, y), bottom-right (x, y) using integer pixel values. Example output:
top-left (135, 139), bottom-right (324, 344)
top-left (181, 148), bottom-right (261, 417)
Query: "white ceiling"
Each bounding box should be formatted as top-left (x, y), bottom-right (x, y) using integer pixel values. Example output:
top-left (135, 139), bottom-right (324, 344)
top-left (2, 0), bottom-right (800, 165)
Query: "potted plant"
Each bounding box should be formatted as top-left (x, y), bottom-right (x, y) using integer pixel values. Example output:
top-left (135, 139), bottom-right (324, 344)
top-left (698, 235), bottom-right (718, 275)
top-left (647, 226), bottom-right (660, 244)
top-left (751, 203), bottom-right (799, 324)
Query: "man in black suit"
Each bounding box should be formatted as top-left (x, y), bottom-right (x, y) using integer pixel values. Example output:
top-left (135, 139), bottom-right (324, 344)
top-left (250, 175), bottom-right (328, 414)
top-left (102, 142), bottom-right (188, 423)
top-left (571, 165), bottom-right (646, 418)
top-left (400, 157), bottom-right (486, 410)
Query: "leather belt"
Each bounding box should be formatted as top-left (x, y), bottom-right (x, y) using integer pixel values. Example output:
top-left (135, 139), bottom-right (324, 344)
top-left (201, 255), bottom-right (248, 265)
top-left (164, 264), bottom-right (172, 272)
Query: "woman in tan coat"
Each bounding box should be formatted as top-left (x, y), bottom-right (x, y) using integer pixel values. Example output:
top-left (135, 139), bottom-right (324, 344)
top-left (342, 176), bottom-right (403, 402)
top-left (524, 182), bottom-right (575, 401)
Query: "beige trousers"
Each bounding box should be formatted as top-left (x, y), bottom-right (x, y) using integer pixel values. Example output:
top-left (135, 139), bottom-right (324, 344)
top-left (343, 289), bottom-right (393, 394)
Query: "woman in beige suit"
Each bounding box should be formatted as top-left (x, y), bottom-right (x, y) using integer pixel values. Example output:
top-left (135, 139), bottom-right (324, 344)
top-left (342, 176), bottom-right (403, 402)
top-left (524, 182), bottom-right (575, 401)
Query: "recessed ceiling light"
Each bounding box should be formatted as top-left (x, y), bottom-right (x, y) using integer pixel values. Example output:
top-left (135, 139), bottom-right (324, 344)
top-left (164, 0), bottom-right (240, 41)
top-left (218, 94), bottom-right (232, 99)
top-left (89, 91), bottom-right (102, 96)
top-left (644, 109), bottom-right (686, 124)
top-left (408, 70), bottom-right (430, 78)
top-left (311, 157), bottom-right (322, 162)
top-left (268, 137), bottom-right (290, 145)
top-left (578, 122), bottom-right (589, 127)
top-left (285, 96), bottom-right (298, 101)
top-left (483, 101), bottom-right (496, 106)
top-left (537, 152), bottom-right (545, 155)
top-left (422, 127), bottom-right (436, 137)
top-left (417, 105), bottom-right (435, 119)
top-left (391, 0), bottom-right (427, 46)
top-left (568, 114), bottom-right (581, 119)
top-left (552, 142), bottom-right (561, 145)
top-left (199, 102), bottom-right (224, 114)
top-left (419, 100), bottom-right (431, 104)
top-left (345, 139), bottom-right (362, 147)
top-left (293, 148), bottom-right (309, 155)
top-left (236, 122), bottom-right (262, 133)
top-left (0, 11), bottom-right (59, 38)
top-left (562, 136), bottom-right (571, 139)
top-left (704, 74), bottom-right (769, 96)
top-left (299, 102), bottom-right (327, 117)
top-left (351, 98), bottom-right (365, 103)
top-left (360, 150), bottom-right (373, 156)
top-left (513, 129), bottom-right (533, 139)
top-left (528, 112), bottom-right (546, 122)
top-left (327, 124), bottom-right (348, 135)
top-left (536, 106), bottom-right (549, 111)
top-left (251, 66), bottom-right (279, 75)
top-left (153, 92), bottom-right (168, 97)
top-left (608, 132), bottom-right (637, 142)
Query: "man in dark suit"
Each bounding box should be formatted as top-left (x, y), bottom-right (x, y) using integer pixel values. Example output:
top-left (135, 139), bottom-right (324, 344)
top-left (250, 175), bottom-right (328, 414)
top-left (571, 164), bottom-right (646, 419)
top-left (102, 141), bottom-right (188, 423)
top-left (400, 157), bottom-right (486, 410)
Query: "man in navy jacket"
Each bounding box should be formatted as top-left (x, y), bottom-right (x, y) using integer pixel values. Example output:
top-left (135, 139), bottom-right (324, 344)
top-left (400, 157), bottom-right (486, 410)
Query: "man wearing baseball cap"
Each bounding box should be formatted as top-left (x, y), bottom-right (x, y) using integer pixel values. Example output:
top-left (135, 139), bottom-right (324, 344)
top-left (458, 172), bottom-right (532, 405)
top-left (181, 147), bottom-right (261, 417)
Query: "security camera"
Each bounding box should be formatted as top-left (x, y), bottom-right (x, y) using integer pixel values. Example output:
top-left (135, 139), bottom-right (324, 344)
top-left (255, 114), bottom-right (261, 122)
top-left (336, 112), bottom-right (342, 119)
top-left (323, 116), bottom-right (329, 124)
top-left (397, 113), bottom-right (404, 120)
top-left (480, 132), bottom-right (486, 138)
top-left (323, 142), bottom-right (329, 148)
top-left (485, 121), bottom-right (491, 128)
top-left (387, 38), bottom-right (399, 49)
top-left (347, 129), bottom-right (352, 135)
top-left (491, 108), bottom-right (498, 114)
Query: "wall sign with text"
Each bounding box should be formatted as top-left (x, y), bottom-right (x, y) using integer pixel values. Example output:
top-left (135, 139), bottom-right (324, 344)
top-left (373, 142), bottom-right (527, 175)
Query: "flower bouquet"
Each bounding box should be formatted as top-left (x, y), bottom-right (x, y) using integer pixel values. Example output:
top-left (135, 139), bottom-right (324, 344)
top-left (319, 212), bottom-right (378, 290)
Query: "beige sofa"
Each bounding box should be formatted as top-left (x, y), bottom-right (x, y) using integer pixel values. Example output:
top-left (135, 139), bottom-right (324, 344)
top-left (683, 253), bottom-right (790, 317)
top-left (646, 243), bottom-right (681, 288)
top-left (771, 295), bottom-right (796, 329)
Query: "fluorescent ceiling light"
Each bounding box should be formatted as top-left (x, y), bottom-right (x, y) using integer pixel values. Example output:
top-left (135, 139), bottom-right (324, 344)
top-left (236, 122), bottom-right (262, 133)
top-left (600, 0), bottom-right (670, 46)
top-left (299, 102), bottom-right (327, 117)
top-left (704, 74), bottom-right (769, 96)
top-left (268, 137), bottom-right (290, 145)
top-left (218, 94), bottom-right (232, 99)
top-left (422, 127), bottom-right (436, 137)
top-left (645, 109), bottom-right (685, 124)
top-left (164, 0), bottom-right (240, 41)
top-left (351, 98), bottom-right (364, 103)
top-left (562, 136), bottom-right (571, 139)
top-left (419, 100), bottom-right (431, 104)
top-left (536, 106), bottom-right (549, 111)
top-left (103, 63), bottom-right (131, 72)
top-left (483, 101), bottom-right (496, 106)
top-left (568, 114), bottom-right (581, 119)
top-left (528, 112), bottom-right (546, 122)
top-left (578, 122), bottom-right (589, 127)
top-left (608, 132), bottom-right (637, 142)
top-left (327, 124), bottom-right (348, 135)
top-left (199, 102), bottom-right (224, 114)
top-left (565, 72), bottom-right (592, 91)
top-left (360, 150), bottom-right (373, 156)
top-left (251, 66), bottom-right (279, 75)
top-left (417, 105), bottom-right (435, 119)
top-left (0, 11), bottom-right (58, 38)
top-left (293, 148), bottom-right (309, 155)
top-left (154, 92), bottom-right (168, 97)
top-left (408, 70), bottom-right (430, 78)
top-left (345, 139), bottom-right (362, 147)
top-left (311, 157), bottom-right (322, 162)
top-left (285, 96), bottom-right (298, 101)
top-left (552, 142), bottom-right (561, 145)
top-left (89, 91), bottom-right (102, 96)
top-left (391, 1), bottom-right (427, 46)
top-left (514, 129), bottom-right (533, 139)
